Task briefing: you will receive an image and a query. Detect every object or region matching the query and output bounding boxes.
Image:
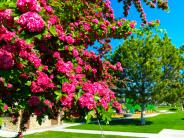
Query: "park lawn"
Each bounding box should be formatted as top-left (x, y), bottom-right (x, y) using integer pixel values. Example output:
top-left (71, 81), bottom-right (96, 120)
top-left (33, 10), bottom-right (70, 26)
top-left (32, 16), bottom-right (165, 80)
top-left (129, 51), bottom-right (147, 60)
top-left (69, 112), bottom-right (184, 133)
top-left (0, 117), bottom-right (2, 126)
top-left (23, 131), bottom-right (138, 138)
top-left (156, 106), bottom-right (181, 112)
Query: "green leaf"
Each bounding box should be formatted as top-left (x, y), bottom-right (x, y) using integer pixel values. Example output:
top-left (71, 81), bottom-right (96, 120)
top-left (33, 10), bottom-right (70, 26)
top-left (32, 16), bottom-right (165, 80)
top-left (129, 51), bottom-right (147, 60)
top-left (85, 110), bottom-right (94, 123)
top-left (25, 81), bottom-right (32, 86)
top-left (34, 34), bottom-right (42, 40)
top-left (50, 25), bottom-right (57, 36)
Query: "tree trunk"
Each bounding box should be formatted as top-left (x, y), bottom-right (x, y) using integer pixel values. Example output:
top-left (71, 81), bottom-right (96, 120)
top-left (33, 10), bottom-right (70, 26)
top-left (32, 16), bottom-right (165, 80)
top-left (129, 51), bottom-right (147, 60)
top-left (181, 102), bottom-right (184, 111)
top-left (140, 103), bottom-right (145, 125)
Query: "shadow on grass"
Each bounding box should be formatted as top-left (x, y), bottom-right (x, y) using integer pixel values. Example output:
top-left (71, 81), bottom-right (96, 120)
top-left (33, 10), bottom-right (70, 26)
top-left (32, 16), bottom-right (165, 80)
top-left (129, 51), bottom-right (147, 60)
top-left (169, 108), bottom-right (178, 111)
top-left (89, 118), bottom-right (153, 126)
top-left (109, 119), bottom-right (153, 126)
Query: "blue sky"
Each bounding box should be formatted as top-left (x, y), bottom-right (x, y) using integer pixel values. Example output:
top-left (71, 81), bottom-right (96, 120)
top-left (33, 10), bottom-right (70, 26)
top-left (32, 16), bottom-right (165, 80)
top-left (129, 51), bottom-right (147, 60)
top-left (110, 0), bottom-right (184, 49)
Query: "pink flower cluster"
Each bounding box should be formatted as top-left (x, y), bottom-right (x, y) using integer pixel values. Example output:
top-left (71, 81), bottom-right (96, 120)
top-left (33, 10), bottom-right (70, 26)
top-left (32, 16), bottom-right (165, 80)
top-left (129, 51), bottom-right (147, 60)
top-left (44, 99), bottom-right (53, 108)
top-left (28, 96), bottom-right (40, 107)
top-left (78, 93), bottom-right (96, 110)
top-left (0, 26), bottom-right (15, 43)
top-left (59, 35), bottom-right (75, 44)
top-left (56, 59), bottom-right (73, 74)
top-left (16, 0), bottom-right (41, 13)
top-left (17, 12), bottom-right (44, 32)
top-left (0, 49), bottom-right (14, 70)
top-left (81, 82), bottom-right (116, 110)
top-left (113, 101), bottom-right (123, 113)
top-left (31, 71), bottom-right (55, 93)
top-left (62, 82), bottom-right (76, 94)
top-left (3, 105), bottom-right (9, 111)
top-left (60, 94), bottom-right (74, 109)
top-left (0, 9), bottom-right (14, 26)
top-left (19, 51), bottom-right (42, 68)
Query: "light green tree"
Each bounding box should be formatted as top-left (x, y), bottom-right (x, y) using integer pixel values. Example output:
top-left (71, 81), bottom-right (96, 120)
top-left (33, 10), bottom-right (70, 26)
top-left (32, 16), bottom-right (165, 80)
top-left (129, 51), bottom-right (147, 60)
top-left (110, 26), bottom-right (183, 125)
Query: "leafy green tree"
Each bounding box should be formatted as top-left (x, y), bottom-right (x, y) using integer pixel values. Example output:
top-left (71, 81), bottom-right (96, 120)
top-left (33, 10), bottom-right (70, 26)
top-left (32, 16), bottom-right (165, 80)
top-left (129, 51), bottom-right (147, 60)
top-left (110, 26), bottom-right (183, 125)
top-left (153, 35), bottom-right (184, 107)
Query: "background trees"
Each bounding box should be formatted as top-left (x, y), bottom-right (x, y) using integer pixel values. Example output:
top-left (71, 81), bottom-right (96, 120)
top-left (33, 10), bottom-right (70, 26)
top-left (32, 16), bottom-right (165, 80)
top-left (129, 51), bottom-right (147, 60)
top-left (110, 26), bottom-right (183, 125)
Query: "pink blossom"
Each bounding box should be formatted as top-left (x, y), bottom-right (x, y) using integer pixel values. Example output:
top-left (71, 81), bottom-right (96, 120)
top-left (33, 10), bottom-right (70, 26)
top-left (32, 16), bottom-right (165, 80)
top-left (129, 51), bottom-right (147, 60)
top-left (31, 71), bottom-right (55, 93)
top-left (48, 15), bottom-right (57, 28)
top-left (56, 60), bottom-right (73, 74)
top-left (27, 53), bottom-right (42, 68)
top-left (45, 6), bottom-right (53, 13)
top-left (111, 26), bottom-right (116, 31)
top-left (60, 94), bottom-right (74, 109)
top-left (130, 21), bottom-right (136, 28)
top-left (75, 65), bottom-right (82, 74)
top-left (53, 51), bottom-right (60, 59)
top-left (92, 68), bottom-right (97, 74)
top-left (117, 22), bottom-right (122, 27)
top-left (4, 105), bottom-right (9, 111)
top-left (56, 25), bottom-right (63, 36)
top-left (83, 23), bottom-right (91, 31)
top-left (92, 19), bottom-right (99, 24)
top-left (17, 12), bottom-right (45, 33)
top-left (84, 64), bottom-right (91, 71)
top-left (0, 49), bottom-right (14, 70)
top-left (99, 98), bottom-right (108, 110)
top-left (72, 48), bottom-right (79, 57)
top-left (62, 82), bottom-right (76, 94)
top-left (76, 57), bottom-right (83, 65)
top-left (28, 96), bottom-right (40, 107)
top-left (0, 26), bottom-right (15, 43)
top-left (7, 83), bottom-right (13, 89)
top-left (16, 0), bottom-right (41, 13)
top-left (0, 9), bottom-right (14, 26)
top-left (113, 101), bottom-right (123, 113)
top-left (65, 35), bottom-right (74, 44)
top-left (44, 99), bottom-right (53, 108)
top-left (78, 93), bottom-right (96, 110)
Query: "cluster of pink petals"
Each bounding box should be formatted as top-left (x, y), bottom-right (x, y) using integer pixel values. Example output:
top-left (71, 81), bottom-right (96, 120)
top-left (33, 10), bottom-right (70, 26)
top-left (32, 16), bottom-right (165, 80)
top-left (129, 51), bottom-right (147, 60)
top-left (44, 99), bottom-right (53, 108)
top-left (3, 105), bottom-right (9, 111)
top-left (82, 82), bottom-right (112, 96)
top-left (130, 21), bottom-right (136, 28)
top-left (31, 71), bottom-right (55, 93)
top-left (0, 26), bottom-right (16, 43)
top-left (60, 94), bottom-right (74, 109)
top-left (0, 49), bottom-right (14, 70)
top-left (16, 0), bottom-right (41, 13)
top-left (75, 65), bottom-right (82, 74)
top-left (78, 93), bottom-right (96, 110)
top-left (113, 101), bottom-right (123, 113)
top-left (62, 82), bottom-right (76, 94)
top-left (17, 12), bottom-right (44, 32)
top-left (0, 9), bottom-right (14, 25)
top-left (116, 62), bottom-right (123, 71)
top-left (81, 82), bottom-right (117, 111)
top-left (19, 51), bottom-right (42, 68)
top-left (99, 98), bottom-right (108, 110)
top-left (59, 35), bottom-right (75, 44)
top-left (56, 59), bottom-right (73, 74)
top-left (72, 48), bottom-right (79, 57)
top-left (28, 96), bottom-right (40, 107)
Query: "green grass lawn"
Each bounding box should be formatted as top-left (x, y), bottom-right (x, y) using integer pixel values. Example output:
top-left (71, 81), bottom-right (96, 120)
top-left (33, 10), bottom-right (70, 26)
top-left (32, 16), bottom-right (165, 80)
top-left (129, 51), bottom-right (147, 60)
top-left (156, 106), bottom-right (181, 112)
top-left (69, 112), bottom-right (184, 133)
top-left (0, 117), bottom-right (2, 126)
top-left (23, 131), bottom-right (138, 138)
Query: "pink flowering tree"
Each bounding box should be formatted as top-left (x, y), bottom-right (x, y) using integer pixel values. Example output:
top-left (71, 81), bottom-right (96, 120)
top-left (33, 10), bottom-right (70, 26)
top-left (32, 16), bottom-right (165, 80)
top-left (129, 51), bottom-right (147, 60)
top-left (0, 0), bottom-right (168, 136)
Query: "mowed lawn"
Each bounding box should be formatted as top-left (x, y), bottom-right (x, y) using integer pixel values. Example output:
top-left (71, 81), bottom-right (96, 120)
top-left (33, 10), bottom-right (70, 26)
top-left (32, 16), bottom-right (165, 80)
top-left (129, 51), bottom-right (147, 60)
top-left (69, 112), bottom-right (184, 133)
top-left (23, 131), bottom-right (137, 138)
